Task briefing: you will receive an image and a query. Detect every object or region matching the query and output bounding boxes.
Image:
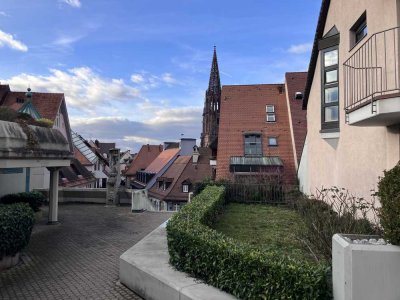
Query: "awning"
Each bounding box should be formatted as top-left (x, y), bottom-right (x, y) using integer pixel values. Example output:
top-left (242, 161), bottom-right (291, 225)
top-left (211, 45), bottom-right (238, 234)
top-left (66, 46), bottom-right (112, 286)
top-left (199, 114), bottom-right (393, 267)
top-left (230, 156), bottom-right (283, 166)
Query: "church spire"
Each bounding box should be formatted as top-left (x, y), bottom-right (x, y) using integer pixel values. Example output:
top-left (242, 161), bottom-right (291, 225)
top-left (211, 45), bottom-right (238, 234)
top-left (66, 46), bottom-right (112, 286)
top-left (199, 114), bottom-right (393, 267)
top-left (208, 46), bottom-right (221, 93)
top-left (201, 46), bottom-right (221, 153)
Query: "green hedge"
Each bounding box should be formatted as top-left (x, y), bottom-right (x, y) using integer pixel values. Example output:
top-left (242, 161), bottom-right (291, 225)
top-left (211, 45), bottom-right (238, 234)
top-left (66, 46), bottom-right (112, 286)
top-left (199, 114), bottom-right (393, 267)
top-left (0, 191), bottom-right (45, 212)
top-left (378, 163), bottom-right (400, 245)
top-left (0, 203), bottom-right (35, 259)
top-left (166, 186), bottom-right (331, 299)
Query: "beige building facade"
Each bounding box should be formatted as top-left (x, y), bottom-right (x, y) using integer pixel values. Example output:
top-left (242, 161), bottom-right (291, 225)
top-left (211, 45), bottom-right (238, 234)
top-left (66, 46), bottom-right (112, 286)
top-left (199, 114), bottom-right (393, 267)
top-left (299, 0), bottom-right (400, 199)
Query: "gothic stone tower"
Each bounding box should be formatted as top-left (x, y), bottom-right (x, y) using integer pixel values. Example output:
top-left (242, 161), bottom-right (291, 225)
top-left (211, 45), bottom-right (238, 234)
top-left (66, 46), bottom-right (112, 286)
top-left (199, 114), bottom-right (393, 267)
top-left (200, 46), bottom-right (221, 157)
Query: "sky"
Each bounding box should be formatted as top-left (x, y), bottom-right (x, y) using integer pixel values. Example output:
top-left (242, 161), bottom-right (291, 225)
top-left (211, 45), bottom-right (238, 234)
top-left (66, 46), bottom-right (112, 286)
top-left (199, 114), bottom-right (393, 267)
top-left (0, 0), bottom-right (321, 152)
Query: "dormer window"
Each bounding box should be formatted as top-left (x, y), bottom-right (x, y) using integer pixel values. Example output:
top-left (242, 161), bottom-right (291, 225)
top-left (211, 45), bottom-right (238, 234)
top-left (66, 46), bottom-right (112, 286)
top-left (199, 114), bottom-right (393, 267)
top-left (158, 181), bottom-right (163, 189)
top-left (182, 179), bottom-right (191, 193)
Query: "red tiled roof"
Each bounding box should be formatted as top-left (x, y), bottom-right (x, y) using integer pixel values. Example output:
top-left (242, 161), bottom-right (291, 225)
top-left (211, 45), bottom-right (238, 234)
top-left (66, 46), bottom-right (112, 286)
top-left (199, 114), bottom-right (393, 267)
top-left (285, 72), bottom-right (308, 165)
top-left (74, 146), bottom-right (93, 166)
top-left (59, 158), bottom-right (96, 187)
top-left (148, 147), bottom-right (212, 201)
top-left (125, 144), bottom-right (163, 176)
top-left (1, 91), bottom-right (64, 121)
top-left (144, 148), bottom-right (180, 174)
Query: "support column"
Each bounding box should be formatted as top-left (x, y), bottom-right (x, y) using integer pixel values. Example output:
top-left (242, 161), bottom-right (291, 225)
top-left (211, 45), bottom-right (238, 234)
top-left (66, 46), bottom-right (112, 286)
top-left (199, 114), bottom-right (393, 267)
top-left (47, 167), bottom-right (60, 224)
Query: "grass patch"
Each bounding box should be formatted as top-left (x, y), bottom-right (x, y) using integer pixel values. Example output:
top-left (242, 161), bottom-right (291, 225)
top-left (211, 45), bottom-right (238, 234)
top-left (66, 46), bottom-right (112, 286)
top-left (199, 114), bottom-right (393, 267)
top-left (214, 203), bottom-right (314, 261)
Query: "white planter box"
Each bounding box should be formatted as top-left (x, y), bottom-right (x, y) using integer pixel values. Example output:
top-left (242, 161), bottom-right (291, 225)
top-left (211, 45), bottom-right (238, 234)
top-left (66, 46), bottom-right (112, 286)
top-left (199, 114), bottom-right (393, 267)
top-left (332, 234), bottom-right (400, 300)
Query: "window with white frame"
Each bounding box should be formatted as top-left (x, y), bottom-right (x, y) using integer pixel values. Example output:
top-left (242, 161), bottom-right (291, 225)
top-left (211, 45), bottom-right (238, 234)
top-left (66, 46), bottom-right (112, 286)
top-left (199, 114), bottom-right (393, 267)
top-left (182, 184), bottom-right (189, 193)
top-left (266, 105), bottom-right (276, 122)
top-left (268, 137), bottom-right (278, 146)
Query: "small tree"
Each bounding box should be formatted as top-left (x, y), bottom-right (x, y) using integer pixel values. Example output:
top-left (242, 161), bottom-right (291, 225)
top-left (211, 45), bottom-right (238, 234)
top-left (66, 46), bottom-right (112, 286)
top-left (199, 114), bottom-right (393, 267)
top-left (378, 163), bottom-right (400, 245)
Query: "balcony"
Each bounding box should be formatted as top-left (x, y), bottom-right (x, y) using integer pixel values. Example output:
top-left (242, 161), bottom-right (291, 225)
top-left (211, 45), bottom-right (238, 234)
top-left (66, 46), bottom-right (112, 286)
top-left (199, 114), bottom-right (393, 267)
top-left (344, 27), bottom-right (400, 126)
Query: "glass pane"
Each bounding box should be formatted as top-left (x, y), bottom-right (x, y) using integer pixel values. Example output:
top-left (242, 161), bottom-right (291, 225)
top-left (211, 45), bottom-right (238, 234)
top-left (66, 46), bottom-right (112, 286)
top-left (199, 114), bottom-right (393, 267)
top-left (325, 87), bottom-right (338, 103)
top-left (268, 137), bottom-right (277, 146)
top-left (266, 105), bottom-right (275, 113)
top-left (325, 70), bottom-right (337, 83)
top-left (324, 49), bottom-right (338, 67)
top-left (325, 106), bottom-right (339, 122)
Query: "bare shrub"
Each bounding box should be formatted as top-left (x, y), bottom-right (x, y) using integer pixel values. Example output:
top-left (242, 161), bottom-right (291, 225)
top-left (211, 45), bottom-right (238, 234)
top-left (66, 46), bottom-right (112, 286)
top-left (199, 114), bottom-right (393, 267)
top-left (295, 187), bottom-right (381, 262)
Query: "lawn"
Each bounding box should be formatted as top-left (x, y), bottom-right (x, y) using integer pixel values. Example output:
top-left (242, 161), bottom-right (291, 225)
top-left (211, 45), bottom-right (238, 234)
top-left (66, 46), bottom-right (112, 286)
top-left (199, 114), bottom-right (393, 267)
top-left (214, 203), bottom-right (313, 261)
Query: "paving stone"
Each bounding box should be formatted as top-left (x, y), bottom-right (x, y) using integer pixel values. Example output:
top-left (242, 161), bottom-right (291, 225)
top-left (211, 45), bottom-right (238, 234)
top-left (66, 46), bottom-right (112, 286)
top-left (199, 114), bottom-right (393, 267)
top-left (0, 203), bottom-right (172, 300)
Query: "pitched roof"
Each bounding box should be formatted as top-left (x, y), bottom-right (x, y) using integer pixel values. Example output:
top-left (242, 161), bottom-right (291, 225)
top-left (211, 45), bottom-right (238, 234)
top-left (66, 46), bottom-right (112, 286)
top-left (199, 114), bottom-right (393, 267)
top-left (303, 0), bottom-right (331, 109)
top-left (97, 142), bottom-right (115, 156)
top-left (71, 131), bottom-right (98, 164)
top-left (1, 90), bottom-right (64, 121)
top-left (144, 148), bottom-right (180, 174)
top-left (59, 158), bottom-right (96, 187)
top-left (125, 144), bottom-right (163, 176)
top-left (148, 147), bottom-right (212, 201)
top-left (74, 146), bottom-right (93, 166)
top-left (285, 72), bottom-right (308, 165)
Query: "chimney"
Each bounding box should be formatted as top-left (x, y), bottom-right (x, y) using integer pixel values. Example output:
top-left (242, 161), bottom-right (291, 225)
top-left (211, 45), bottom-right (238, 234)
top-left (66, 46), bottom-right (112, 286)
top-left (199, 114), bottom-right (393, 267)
top-left (180, 138), bottom-right (196, 155)
top-left (147, 144), bottom-right (150, 151)
top-left (192, 145), bottom-right (200, 164)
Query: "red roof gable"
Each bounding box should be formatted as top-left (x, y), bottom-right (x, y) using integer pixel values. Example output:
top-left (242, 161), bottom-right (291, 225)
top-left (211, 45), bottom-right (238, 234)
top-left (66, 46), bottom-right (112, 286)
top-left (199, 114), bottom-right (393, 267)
top-left (1, 91), bottom-right (64, 121)
top-left (145, 148), bottom-right (180, 174)
top-left (125, 144), bottom-right (163, 176)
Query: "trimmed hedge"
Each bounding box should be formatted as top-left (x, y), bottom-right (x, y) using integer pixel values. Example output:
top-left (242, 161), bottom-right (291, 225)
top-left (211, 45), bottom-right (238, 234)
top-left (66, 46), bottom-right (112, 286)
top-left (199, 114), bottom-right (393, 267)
top-left (0, 191), bottom-right (45, 212)
top-left (166, 186), bottom-right (331, 299)
top-left (378, 163), bottom-right (400, 245)
top-left (0, 203), bottom-right (35, 259)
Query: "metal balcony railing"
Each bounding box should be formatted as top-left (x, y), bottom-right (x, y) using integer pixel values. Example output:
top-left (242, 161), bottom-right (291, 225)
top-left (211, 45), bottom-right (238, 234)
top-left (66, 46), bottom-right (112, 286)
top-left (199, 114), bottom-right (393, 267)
top-left (344, 27), bottom-right (400, 112)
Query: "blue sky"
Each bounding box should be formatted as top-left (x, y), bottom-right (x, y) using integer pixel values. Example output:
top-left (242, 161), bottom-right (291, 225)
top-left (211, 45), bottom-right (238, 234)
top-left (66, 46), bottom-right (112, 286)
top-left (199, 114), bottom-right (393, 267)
top-left (0, 0), bottom-right (320, 152)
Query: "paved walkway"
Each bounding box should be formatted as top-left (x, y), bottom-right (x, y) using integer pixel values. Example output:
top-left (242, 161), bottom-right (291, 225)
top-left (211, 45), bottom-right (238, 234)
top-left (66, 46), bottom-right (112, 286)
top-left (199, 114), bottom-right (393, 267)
top-left (0, 204), bottom-right (172, 300)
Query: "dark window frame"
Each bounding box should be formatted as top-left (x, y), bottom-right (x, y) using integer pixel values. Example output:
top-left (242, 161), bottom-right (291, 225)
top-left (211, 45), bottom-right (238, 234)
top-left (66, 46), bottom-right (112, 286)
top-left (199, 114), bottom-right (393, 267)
top-left (244, 133), bottom-right (263, 157)
top-left (350, 12), bottom-right (367, 49)
top-left (321, 46), bottom-right (340, 131)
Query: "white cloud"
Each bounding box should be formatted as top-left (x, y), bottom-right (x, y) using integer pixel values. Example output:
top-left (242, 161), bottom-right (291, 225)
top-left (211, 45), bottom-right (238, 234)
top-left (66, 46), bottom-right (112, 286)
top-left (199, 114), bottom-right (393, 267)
top-left (0, 12), bottom-right (9, 17)
top-left (53, 35), bottom-right (84, 47)
top-left (161, 73), bottom-right (176, 84)
top-left (130, 74), bottom-right (145, 83)
top-left (0, 30), bottom-right (28, 52)
top-left (287, 43), bottom-right (312, 54)
top-left (145, 106), bottom-right (202, 125)
top-left (62, 0), bottom-right (81, 8)
top-left (123, 135), bottom-right (161, 145)
top-left (130, 71), bottom-right (178, 89)
top-left (2, 67), bottom-right (141, 111)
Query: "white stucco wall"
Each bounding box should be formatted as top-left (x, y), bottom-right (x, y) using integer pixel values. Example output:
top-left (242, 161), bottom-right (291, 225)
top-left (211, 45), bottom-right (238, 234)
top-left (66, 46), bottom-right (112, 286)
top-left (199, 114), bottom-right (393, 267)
top-left (0, 169), bottom-right (27, 197)
top-left (304, 0), bottom-right (400, 200)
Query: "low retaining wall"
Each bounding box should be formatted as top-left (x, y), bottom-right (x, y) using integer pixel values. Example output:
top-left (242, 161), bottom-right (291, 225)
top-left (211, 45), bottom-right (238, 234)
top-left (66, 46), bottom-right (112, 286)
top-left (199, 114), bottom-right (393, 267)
top-left (36, 188), bottom-right (132, 205)
top-left (119, 224), bottom-right (236, 300)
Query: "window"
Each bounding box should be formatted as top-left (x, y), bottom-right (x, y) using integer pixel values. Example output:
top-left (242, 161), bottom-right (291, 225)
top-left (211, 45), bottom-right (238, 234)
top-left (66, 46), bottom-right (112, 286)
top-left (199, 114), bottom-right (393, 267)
top-left (351, 12), bottom-right (367, 48)
top-left (268, 137), bottom-right (278, 146)
top-left (266, 105), bottom-right (276, 122)
top-left (158, 181), bottom-right (163, 189)
top-left (321, 47), bottom-right (339, 130)
top-left (244, 134), bottom-right (262, 156)
top-left (182, 184), bottom-right (189, 193)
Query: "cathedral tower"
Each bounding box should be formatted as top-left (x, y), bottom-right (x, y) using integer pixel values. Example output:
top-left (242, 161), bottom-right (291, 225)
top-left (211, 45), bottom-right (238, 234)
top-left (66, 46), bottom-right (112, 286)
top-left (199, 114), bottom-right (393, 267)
top-left (200, 46), bottom-right (221, 156)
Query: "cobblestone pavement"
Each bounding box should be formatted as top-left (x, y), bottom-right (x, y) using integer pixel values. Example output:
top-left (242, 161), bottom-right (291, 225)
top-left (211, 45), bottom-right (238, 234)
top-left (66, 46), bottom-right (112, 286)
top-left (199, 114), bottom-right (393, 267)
top-left (0, 204), bottom-right (172, 300)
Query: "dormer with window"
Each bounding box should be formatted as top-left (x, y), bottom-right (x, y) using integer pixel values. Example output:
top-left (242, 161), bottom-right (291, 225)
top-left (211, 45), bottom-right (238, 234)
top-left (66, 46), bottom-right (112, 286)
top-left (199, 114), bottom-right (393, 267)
top-left (182, 179), bottom-right (191, 193)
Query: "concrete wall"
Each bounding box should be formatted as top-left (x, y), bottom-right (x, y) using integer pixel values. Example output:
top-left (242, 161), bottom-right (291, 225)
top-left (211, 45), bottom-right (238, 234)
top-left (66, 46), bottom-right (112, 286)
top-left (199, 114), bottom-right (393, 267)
top-left (302, 0), bottom-right (400, 199)
top-left (0, 168), bottom-right (27, 197)
top-left (36, 188), bottom-right (131, 205)
top-left (297, 135), bottom-right (309, 193)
